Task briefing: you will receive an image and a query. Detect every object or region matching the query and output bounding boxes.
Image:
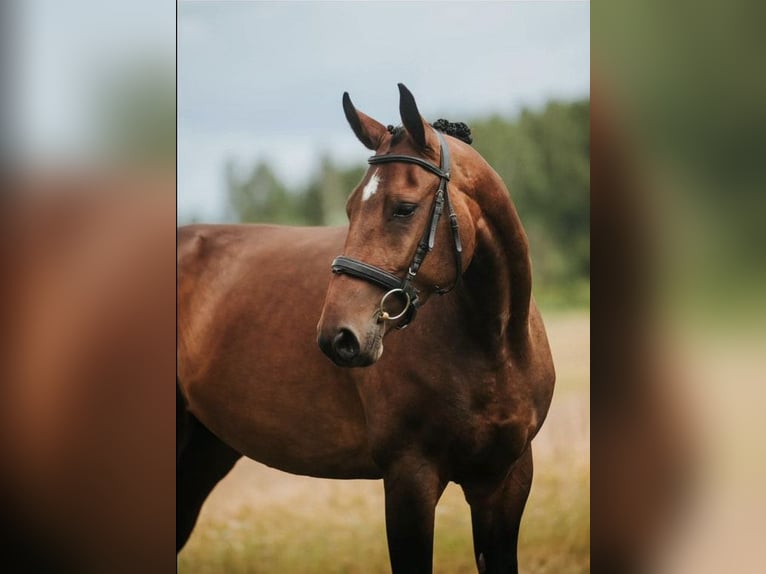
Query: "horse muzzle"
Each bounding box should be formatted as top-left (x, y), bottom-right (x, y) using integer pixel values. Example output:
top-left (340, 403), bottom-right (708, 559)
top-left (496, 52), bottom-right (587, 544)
top-left (317, 323), bottom-right (383, 368)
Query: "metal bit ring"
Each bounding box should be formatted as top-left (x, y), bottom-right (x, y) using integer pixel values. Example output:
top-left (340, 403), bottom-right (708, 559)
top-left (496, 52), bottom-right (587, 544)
top-left (378, 288), bottom-right (411, 322)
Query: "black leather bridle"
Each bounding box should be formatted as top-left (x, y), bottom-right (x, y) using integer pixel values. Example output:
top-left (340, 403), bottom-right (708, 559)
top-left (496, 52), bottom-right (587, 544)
top-left (331, 129), bottom-right (463, 329)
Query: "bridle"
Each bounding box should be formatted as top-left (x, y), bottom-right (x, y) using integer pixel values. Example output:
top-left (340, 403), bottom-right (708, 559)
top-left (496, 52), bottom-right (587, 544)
top-left (331, 129), bottom-right (463, 329)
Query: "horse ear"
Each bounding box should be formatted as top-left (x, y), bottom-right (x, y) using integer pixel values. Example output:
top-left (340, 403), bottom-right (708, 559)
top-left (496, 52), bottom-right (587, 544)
top-left (398, 83), bottom-right (427, 149)
top-left (342, 92), bottom-right (387, 151)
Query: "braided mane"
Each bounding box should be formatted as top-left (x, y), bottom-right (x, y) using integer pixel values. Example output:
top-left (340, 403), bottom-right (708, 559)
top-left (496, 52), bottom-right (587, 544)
top-left (430, 119), bottom-right (473, 145)
top-left (386, 119), bottom-right (473, 146)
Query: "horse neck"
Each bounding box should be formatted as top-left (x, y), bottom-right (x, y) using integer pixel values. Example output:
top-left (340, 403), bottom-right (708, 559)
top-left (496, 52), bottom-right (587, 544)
top-left (458, 168), bottom-right (532, 355)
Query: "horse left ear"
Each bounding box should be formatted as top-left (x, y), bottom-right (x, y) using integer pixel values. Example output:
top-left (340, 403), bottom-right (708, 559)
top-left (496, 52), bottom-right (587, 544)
top-left (343, 92), bottom-right (387, 150)
top-left (398, 83), bottom-right (428, 149)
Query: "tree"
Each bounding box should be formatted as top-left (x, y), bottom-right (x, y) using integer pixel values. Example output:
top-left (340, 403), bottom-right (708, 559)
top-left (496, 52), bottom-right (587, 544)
top-left (226, 160), bottom-right (296, 224)
top-left (471, 100), bottom-right (590, 303)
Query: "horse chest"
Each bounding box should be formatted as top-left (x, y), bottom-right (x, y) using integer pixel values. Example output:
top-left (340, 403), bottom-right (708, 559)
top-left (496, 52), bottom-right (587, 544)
top-left (360, 368), bottom-right (531, 479)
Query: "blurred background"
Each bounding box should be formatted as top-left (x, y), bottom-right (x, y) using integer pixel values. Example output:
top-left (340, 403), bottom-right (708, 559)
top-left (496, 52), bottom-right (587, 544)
top-left (178, 2), bottom-right (589, 574)
top-left (7, 0), bottom-right (174, 168)
top-left (2, 1), bottom-right (175, 572)
top-left (591, 2), bottom-right (766, 573)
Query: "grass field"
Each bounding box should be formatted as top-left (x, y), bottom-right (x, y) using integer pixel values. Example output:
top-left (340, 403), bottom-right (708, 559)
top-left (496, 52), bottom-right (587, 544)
top-left (178, 311), bottom-right (589, 573)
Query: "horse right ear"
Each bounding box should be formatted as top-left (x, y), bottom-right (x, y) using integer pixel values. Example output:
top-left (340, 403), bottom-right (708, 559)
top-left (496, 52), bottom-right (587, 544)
top-left (342, 92), bottom-right (387, 151)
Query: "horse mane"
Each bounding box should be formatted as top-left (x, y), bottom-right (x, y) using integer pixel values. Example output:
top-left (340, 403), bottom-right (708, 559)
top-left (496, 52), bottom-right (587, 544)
top-left (430, 119), bottom-right (473, 145)
top-left (386, 120), bottom-right (473, 145)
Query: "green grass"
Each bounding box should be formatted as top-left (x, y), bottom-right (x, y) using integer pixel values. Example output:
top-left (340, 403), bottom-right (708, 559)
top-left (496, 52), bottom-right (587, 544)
top-left (179, 312), bottom-right (589, 573)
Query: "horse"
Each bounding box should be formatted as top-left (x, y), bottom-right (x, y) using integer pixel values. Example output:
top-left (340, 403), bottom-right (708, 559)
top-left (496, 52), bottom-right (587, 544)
top-left (177, 84), bottom-right (555, 573)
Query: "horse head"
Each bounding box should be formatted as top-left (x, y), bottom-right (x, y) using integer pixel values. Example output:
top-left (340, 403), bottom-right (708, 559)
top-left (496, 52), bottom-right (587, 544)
top-left (317, 84), bottom-right (481, 367)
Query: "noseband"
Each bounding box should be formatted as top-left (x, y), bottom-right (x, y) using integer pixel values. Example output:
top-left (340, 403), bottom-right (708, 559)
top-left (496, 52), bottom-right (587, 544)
top-left (331, 129), bottom-right (463, 329)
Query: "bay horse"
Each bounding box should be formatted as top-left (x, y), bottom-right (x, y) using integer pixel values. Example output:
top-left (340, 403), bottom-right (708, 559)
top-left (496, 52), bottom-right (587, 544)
top-left (177, 84), bottom-right (555, 573)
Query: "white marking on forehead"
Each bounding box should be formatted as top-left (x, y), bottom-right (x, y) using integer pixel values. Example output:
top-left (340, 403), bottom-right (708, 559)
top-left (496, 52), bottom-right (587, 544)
top-left (362, 169), bottom-right (381, 202)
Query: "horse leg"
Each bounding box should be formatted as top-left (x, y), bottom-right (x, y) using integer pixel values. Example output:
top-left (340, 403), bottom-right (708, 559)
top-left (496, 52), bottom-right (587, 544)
top-left (176, 396), bottom-right (241, 553)
top-left (466, 447), bottom-right (533, 574)
top-left (383, 453), bottom-right (446, 574)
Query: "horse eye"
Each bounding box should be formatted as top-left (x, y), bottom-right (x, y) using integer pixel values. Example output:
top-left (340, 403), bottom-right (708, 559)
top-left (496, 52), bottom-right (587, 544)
top-left (393, 203), bottom-right (418, 218)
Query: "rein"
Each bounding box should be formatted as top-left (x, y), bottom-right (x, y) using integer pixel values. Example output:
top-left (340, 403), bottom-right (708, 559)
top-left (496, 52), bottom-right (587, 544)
top-left (331, 129), bottom-right (463, 329)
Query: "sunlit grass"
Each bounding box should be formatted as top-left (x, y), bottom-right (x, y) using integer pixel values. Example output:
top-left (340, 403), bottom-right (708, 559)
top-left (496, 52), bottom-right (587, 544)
top-left (178, 312), bottom-right (589, 573)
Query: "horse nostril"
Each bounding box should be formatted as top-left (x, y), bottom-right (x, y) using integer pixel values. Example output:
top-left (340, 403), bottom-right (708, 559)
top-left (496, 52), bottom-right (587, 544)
top-left (333, 328), bottom-right (359, 361)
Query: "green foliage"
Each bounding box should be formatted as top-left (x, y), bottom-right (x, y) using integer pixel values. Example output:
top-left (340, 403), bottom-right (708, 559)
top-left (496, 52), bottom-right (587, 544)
top-left (98, 61), bottom-right (175, 166)
top-left (225, 99), bottom-right (589, 307)
top-left (226, 161), bottom-right (295, 225)
top-left (470, 100), bottom-right (590, 307)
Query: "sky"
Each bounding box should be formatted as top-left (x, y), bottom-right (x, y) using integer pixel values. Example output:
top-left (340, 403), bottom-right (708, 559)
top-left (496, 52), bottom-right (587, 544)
top-left (178, 1), bottom-right (590, 222)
